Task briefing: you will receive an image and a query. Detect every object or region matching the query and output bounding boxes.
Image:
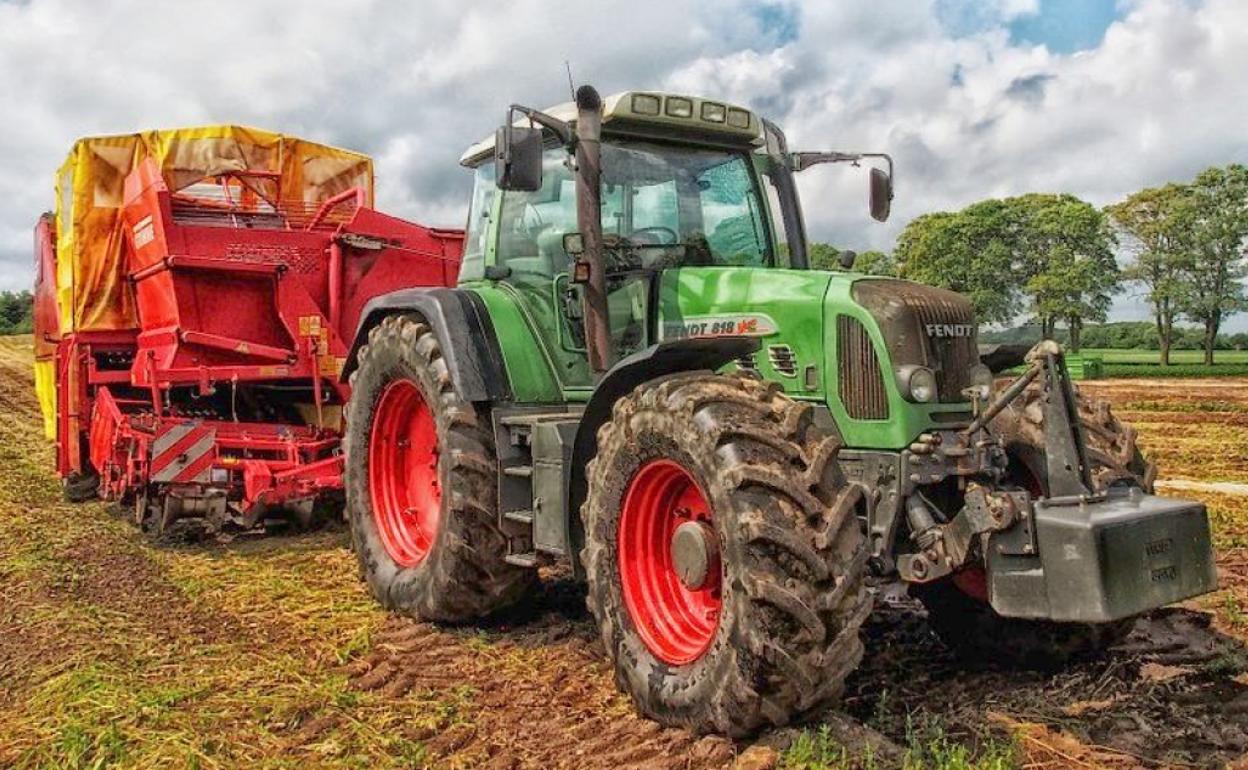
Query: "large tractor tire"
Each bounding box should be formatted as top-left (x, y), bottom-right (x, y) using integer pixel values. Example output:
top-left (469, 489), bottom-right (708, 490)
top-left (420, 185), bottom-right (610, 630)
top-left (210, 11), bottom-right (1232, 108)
top-left (914, 384), bottom-right (1151, 669)
top-left (582, 373), bottom-right (872, 736)
top-left (344, 314), bottom-right (535, 622)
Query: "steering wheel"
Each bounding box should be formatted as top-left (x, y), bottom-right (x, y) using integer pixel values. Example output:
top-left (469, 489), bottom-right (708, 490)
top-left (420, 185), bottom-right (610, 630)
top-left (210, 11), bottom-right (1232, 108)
top-left (627, 226), bottom-right (679, 245)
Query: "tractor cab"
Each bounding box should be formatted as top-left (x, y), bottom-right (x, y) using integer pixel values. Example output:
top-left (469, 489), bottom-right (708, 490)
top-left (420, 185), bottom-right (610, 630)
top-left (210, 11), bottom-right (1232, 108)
top-left (455, 92), bottom-right (909, 416)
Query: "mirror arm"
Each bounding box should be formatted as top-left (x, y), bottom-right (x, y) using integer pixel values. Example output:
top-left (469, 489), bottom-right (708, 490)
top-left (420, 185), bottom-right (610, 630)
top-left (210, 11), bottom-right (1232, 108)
top-left (791, 151), bottom-right (894, 184)
top-left (506, 104), bottom-right (574, 148)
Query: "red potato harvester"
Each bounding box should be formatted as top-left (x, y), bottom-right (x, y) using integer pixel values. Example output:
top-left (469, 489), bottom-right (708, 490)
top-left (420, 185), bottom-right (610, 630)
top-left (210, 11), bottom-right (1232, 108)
top-left (33, 127), bottom-right (462, 534)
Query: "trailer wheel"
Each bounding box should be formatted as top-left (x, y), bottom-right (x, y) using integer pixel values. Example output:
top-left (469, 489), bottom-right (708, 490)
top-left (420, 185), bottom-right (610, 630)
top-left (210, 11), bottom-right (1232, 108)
top-left (345, 314), bottom-right (534, 622)
top-left (582, 373), bottom-right (871, 736)
top-left (63, 471), bottom-right (100, 503)
top-left (914, 386), bottom-right (1145, 669)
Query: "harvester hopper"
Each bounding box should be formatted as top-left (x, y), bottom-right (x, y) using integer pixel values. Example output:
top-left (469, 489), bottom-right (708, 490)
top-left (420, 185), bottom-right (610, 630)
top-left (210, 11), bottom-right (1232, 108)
top-left (34, 126), bottom-right (462, 533)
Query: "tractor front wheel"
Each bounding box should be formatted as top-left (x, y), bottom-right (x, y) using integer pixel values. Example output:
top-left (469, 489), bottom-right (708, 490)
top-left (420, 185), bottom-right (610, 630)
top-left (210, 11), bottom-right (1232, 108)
top-left (582, 373), bottom-right (872, 736)
top-left (344, 315), bottom-right (534, 622)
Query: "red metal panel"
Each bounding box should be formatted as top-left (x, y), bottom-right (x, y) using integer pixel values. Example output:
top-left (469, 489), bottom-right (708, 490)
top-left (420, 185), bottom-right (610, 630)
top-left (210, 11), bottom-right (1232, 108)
top-left (46, 142), bottom-right (465, 517)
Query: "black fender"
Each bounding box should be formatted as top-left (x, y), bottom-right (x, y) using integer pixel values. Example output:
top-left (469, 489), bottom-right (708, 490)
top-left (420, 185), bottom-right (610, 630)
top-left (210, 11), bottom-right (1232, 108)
top-left (342, 287), bottom-right (511, 403)
top-left (564, 336), bottom-right (761, 576)
top-left (978, 343), bottom-right (1031, 374)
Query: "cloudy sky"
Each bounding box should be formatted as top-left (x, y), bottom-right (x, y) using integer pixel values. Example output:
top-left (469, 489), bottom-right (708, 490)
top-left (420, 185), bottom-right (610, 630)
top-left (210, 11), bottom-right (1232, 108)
top-left (2, 0), bottom-right (1245, 327)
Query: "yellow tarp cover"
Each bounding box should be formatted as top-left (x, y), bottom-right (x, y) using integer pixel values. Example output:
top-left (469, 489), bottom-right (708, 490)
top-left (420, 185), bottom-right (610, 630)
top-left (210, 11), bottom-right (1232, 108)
top-left (34, 359), bottom-right (56, 440)
top-left (54, 125), bottom-right (374, 333)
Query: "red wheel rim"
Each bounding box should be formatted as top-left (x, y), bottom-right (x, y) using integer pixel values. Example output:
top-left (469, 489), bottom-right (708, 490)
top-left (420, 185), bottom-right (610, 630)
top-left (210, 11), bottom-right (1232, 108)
top-left (368, 379), bottom-right (441, 568)
top-left (618, 459), bottom-right (721, 665)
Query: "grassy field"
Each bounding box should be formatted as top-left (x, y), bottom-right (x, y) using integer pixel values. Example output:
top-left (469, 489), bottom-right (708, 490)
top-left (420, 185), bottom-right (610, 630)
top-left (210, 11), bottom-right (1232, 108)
top-left (1080, 348), bottom-right (1248, 364)
top-left (3, 334), bottom-right (1248, 769)
top-left (1072, 348), bottom-right (1248, 377)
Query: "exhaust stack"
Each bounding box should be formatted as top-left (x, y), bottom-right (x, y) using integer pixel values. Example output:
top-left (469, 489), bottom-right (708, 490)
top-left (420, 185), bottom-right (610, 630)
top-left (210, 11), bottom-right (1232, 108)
top-left (573, 85), bottom-right (613, 373)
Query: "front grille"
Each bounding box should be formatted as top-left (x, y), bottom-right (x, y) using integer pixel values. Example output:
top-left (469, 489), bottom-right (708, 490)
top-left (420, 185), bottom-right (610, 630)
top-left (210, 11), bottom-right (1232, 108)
top-left (904, 293), bottom-right (977, 401)
top-left (851, 280), bottom-right (978, 404)
top-left (838, 315), bottom-right (889, 420)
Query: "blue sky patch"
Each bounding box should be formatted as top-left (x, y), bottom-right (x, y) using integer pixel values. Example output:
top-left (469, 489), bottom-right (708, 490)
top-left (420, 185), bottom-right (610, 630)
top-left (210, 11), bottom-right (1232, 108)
top-left (1009, 0), bottom-right (1123, 53)
top-left (750, 1), bottom-right (800, 47)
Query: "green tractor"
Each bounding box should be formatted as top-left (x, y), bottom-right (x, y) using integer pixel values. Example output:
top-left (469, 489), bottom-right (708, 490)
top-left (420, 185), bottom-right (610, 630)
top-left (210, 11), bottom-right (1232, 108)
top-left (341, 86), bottom-right (1217, 735)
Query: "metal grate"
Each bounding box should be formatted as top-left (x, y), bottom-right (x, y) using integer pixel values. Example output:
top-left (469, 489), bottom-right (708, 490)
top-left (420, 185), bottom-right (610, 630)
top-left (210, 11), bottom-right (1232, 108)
top-left (838, 315), bottom-right (889, 420)
top-left (221, 244), bottom-right (324, 274)
top-left (767, 345), bottom-right (798, 377)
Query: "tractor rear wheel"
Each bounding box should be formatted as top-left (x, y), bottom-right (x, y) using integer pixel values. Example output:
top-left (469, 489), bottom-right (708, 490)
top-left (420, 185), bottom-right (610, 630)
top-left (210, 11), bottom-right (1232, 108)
top-left (344, 314), bottom-right (534, 622)
top-left (582, 373), bottom-right (872, 736)
top-left (913, 385), bottom-right (1147, 669)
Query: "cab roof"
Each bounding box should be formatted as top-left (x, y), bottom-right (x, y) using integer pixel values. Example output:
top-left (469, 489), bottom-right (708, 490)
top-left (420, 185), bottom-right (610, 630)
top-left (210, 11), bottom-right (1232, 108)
top-left (459, 91), bottom-right (764, 166)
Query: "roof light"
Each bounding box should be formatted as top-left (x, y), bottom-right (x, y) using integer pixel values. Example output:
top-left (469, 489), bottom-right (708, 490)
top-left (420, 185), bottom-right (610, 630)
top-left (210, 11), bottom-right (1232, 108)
top-left (631, 94), bottom-right (661, 116)
top-left (700, 102), bottom-right (726, 123)
top-left (665, 97), bottom-right (693, 118)
top-left (726, 108), bottom-right (751, 129)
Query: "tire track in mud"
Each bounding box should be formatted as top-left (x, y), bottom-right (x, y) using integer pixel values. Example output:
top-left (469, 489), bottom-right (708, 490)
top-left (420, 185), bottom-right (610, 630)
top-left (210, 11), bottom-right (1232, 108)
top-left (848, 596), bottom-right (1248, 768)
top-left (340, 579), bottom-right (738, 770)
top-left (336, 578), bottom-right (1248, 769)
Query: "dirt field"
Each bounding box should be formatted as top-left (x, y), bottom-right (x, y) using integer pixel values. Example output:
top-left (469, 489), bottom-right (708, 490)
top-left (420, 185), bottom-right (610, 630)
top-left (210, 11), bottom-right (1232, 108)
top-left (3, 332), bottom-right (1248, 770)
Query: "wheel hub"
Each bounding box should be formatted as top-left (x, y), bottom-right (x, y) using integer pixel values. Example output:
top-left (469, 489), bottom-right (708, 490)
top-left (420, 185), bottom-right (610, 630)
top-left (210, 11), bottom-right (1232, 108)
top-left (368, 378), bottom-right (441, 568)
top-left (670, 520), bottom-right (718, 591)
top-left (617, 459), bottom-right (722, 666)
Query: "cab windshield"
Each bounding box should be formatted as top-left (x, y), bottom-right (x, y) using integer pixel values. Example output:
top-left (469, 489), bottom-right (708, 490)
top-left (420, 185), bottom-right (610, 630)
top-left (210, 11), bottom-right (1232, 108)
top-left (495, 139), bottom-right (776, 277)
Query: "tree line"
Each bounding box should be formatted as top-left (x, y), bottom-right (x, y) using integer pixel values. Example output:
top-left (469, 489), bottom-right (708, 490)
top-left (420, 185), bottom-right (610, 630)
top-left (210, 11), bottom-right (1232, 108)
top-left (0, 291), bottom-right (33, 335)
top-left (823, 164), bottom-right (1248, 364)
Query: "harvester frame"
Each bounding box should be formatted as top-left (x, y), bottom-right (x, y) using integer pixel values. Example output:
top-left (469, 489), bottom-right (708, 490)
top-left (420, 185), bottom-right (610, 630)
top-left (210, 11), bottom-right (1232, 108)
top-left (35, 127), bottom-right (463, 533)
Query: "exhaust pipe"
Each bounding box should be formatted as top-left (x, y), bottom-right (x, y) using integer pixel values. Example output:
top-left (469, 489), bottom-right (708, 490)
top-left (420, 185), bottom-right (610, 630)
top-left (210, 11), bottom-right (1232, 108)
top-left (573, 85), bottom-right (613, 373)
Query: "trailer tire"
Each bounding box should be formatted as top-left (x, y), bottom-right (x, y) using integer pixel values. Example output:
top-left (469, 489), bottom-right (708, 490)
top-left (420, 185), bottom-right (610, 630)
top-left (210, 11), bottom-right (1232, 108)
top-left (345, 314), bottom-right (534, 623)
top-left (582, 373), bottom-right (872, 736)
top-left (63, 471), bottom-right (100, 503)
top-left (915, 386), bottom-right (1147, 669)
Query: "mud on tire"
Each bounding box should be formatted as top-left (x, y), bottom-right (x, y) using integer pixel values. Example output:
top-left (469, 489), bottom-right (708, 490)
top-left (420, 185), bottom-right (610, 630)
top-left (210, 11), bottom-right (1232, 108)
top-left (991, 382), bottom-right (1157, 494)
top-left (914, 384), bottom-right (1150, 669)
top-left (344, 314), bottom-right (534, 622)
top-left (581, 372), bottom-right (872, 736)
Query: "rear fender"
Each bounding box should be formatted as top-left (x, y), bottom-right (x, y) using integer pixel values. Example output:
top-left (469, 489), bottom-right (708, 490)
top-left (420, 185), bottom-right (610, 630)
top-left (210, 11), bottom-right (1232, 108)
top-left (342, 287), bottom-right (510, 403)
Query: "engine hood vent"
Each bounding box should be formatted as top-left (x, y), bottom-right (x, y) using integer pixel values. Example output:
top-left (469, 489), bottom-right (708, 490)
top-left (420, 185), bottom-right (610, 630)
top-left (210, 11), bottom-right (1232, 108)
top-left (851, 279), bottom-right (978, 403)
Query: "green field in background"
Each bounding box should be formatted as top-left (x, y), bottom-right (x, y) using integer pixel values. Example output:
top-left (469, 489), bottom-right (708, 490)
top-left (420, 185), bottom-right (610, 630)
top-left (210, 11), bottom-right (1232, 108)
top-left (1081, 348), bottom-right (1248, 364)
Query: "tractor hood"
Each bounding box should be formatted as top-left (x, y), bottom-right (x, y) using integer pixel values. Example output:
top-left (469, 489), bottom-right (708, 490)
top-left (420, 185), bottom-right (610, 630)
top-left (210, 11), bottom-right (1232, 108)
top-left (654, 268), bottom-right (978, 449)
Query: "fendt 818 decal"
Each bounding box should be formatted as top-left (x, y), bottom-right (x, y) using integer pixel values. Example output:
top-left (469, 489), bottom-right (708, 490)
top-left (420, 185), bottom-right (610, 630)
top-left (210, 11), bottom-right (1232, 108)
top-left (660, 313), bottom-right (778, 341)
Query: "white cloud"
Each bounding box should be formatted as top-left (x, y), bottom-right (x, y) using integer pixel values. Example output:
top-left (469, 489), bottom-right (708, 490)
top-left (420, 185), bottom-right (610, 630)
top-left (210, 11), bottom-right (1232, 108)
top-left (1, 0), bottom-right (1245, 326)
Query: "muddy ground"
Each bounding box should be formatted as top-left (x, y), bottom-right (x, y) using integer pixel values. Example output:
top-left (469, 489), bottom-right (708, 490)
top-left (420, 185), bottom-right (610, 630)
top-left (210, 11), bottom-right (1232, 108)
top-left (2, 333), bottom-right (1247, 770)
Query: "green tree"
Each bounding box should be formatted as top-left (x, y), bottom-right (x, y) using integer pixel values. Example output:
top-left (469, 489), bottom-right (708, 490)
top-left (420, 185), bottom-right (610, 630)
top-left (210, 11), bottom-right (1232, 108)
top-left (852, 250), bottom-right (897, 276)
top-left (1106, 184), bottom-right (1195, 366)
top-left (895, 202), bottom-right (1023, 325)
top-left (1013, 194), bottom-right (1120, 349)
top-left (807, 242), bottom-right (896, 275)
top-left (0, 291), bottom-right (34, 335)
top-left (1180, 165), bottom-right (1248, 364)
top-left (895, 195), bottom-right (1119, 337)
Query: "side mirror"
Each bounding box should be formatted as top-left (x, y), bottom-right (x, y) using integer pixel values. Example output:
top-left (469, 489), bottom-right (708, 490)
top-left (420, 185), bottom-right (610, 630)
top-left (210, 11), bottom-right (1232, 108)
top-left (496, 125), bottom-right (544, 191)
top-left (869, 167), bottom-right (892, 222)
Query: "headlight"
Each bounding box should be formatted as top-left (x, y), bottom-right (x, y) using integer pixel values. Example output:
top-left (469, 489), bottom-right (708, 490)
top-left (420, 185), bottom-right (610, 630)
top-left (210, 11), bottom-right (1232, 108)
top-left (968, 363), bottom-right (994, 400)
top-left (898, 365), bottom-right (938, 403)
